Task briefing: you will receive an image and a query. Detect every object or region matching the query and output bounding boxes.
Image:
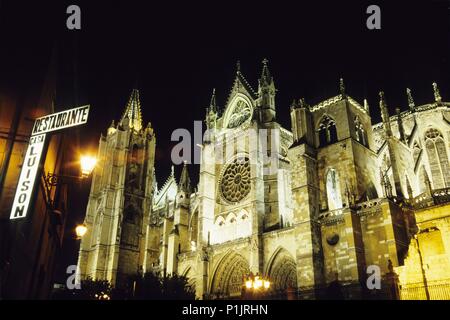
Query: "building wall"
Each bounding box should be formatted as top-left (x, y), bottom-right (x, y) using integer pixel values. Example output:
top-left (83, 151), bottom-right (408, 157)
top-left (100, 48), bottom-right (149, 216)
top-left (77, 92), bottom-right (156, 287)
top-left (396, 202), bottom-right (450, 299)
top-left (0, 64), bottom-right (71, 299)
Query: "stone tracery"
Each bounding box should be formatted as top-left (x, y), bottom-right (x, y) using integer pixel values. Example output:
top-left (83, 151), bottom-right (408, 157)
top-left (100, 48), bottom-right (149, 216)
top-left (220, 157), bottom-right (251, 203)
top-left (267, 248), bottom-right (297, 292)
top-left (211, 252), bottom-right (250, 298)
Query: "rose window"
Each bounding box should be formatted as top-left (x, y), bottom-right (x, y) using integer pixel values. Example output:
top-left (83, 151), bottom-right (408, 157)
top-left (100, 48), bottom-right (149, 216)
top-left (221, 157), bottom-right (251, 203)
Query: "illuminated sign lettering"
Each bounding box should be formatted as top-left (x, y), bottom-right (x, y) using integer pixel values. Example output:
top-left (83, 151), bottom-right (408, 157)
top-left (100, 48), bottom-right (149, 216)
top-left (10, 105), bottom-right (90, 220)
top-left (10, 134), bottom-right (46, 219)
top-left (32, 105), bottom-right (90, 135)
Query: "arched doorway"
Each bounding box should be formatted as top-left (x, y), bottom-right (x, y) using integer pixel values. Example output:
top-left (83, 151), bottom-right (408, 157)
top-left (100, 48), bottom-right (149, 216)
top-left (267, 248), bottom-right (297, 298)
top-left (210, 252), bottom-right (250, 299)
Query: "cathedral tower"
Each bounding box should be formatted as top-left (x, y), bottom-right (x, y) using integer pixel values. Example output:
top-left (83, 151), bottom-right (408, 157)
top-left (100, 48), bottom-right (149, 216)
top-left (192, 60), bottom-right (295, 299)
top-left (77, 89), bottom-right (156, 287)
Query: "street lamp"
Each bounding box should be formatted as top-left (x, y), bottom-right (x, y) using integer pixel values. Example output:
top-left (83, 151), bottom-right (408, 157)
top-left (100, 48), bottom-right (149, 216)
top-left (75, 223), bottom-right (88, 239)
top-left (41, 154), bottom-right (97, 232)
top-left (43, 155), bottom-right (97, 188)
top-left (244, 273), bottom-right (271, 295)
top-left (94, 292), bottom-right (111, 300)
top-left (80, 155), bottom-right (97, 178)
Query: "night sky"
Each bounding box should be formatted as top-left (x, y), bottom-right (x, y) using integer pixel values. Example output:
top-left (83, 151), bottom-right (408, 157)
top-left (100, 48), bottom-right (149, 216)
top-left (1, 0), bottom-right (449, 281)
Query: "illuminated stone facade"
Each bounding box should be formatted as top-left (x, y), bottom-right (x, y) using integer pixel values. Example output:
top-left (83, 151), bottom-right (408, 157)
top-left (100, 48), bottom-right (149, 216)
top-left (77, 89), bottom-right (156, 286)
top-left (78, 62), bottom-right (450, 299)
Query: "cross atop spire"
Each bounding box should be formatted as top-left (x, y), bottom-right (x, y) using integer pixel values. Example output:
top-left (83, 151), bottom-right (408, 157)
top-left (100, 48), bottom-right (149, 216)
top-left (406, 88), bottom-right (415, 109)
top-left (260, 58), bottom-right (272, 86)
top-left (226, 61), bottom-right (258, 104)
top-left (121, 89), bottom-right (143, 131)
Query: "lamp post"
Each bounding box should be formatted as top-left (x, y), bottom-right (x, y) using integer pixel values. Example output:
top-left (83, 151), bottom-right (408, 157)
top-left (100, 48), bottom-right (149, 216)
top-left (243, 273), bottom-right (271, 299)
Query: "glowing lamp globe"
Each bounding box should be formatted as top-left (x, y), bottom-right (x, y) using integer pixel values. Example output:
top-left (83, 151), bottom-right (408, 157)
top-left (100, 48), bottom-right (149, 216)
top-left (75, 224), bottom-right (88, 238)
top-left (80, 155), bottom-right (97, 177)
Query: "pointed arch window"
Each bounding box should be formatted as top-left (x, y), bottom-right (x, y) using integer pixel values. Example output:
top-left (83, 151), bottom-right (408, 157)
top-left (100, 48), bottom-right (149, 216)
top-left (354, 116), bottom-right (367, 147)
top-left (326, 168), bottom-right (342, 210)
top-left (318, 115), bottom-right (337, 146)
top-left (424, 128), bottom-right (450, 188)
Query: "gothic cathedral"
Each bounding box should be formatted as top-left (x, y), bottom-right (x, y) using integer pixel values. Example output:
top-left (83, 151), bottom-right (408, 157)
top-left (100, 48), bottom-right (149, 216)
top-left (78, 61), bottom-right (450, 299)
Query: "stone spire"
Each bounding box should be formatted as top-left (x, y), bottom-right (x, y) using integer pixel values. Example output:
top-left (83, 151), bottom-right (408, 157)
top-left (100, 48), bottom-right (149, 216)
top-left (258, 58), bottom-right (276, 123)
top-left (178, 161), bottom-right (191, 193)
top-left (381, 92), bottom-right (404, 198)
top-left (433, 82), bottom-right (442, 103)
top-left (260, 58), bottom-right (272, 86)
top-left (107, 120), bottom-right (117, 135)
top-left (290, 99), bottom-right (298, 111)
top-left (121, 89), bottom-right (143, 131)
top-left (209, 88), bottom-right (217, 113)
top-left (406, 88), bottom-right (415, 110)
top-left (396, 108), bottom-right (406, 143)
top-left (205, 88), bottom-right (219, 140)
top-left (364, 99), bottom-right (370, 113)
top-left (236, 60), bottom-right (241, 74)
top-left (379, 91), bottom-right (392, 137)
top-left (299, 98), bottom-right (308, 109)
top-left (339, 78), bottom-right (346, 98)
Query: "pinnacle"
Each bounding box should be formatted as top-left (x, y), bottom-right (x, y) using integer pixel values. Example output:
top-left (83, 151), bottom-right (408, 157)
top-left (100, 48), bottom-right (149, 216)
top-left (121, 89), bottom-right (143, 131)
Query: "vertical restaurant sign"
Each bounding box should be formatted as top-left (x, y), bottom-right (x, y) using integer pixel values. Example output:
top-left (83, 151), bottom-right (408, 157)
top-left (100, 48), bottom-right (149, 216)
top-left (10, 105), bottom-right (90, 220)
top-left (10, 134), bottom-right (46, 219)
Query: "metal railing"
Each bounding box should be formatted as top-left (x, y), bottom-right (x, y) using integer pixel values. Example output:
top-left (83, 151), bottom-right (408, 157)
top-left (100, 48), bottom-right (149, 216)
top-left (400, 279), bottom-right (450, 300)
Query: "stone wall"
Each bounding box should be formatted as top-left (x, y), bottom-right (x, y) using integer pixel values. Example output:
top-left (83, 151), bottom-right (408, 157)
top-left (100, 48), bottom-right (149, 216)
top-left (396, 202), bottom-right (450, 299)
